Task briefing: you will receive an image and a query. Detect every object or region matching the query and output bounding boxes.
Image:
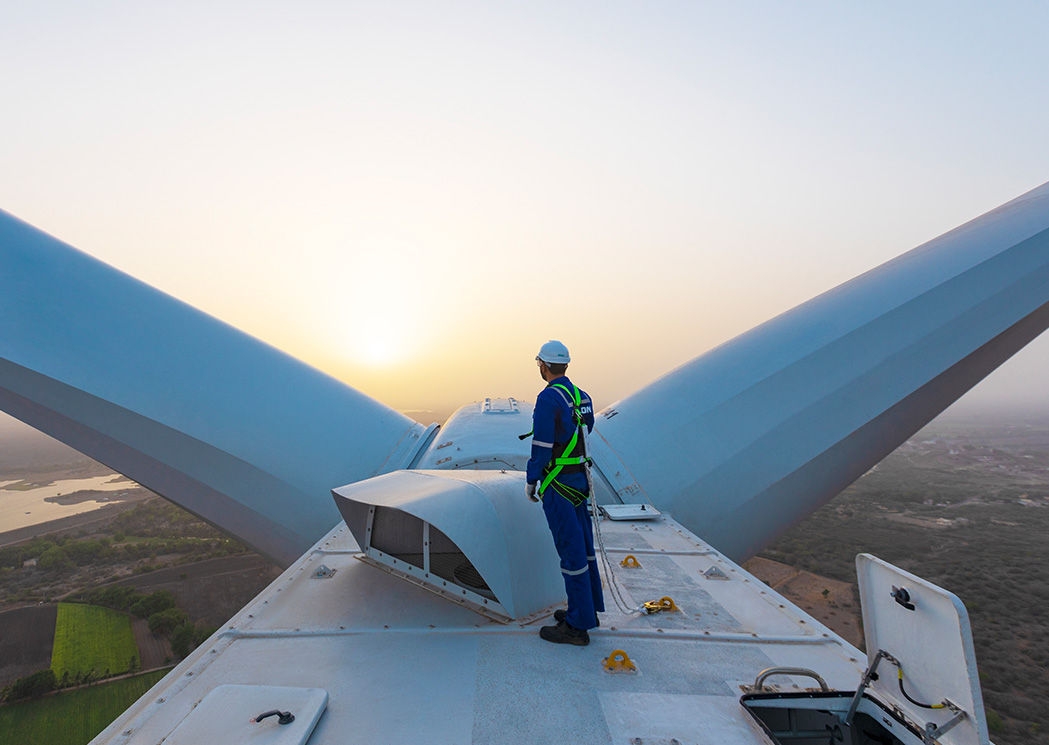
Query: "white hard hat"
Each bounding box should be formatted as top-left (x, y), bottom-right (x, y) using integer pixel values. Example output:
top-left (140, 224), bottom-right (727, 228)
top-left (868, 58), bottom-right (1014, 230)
top-left (536, 340), bottom-right (571, 364)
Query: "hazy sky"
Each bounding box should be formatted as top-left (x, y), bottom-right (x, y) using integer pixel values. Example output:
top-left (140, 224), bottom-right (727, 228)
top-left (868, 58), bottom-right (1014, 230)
top-left (3, 1), bottom-right (1049, 420)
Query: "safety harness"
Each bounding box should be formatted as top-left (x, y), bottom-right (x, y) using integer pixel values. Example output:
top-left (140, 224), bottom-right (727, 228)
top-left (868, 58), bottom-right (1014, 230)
top-left (538, 383), bottom-right (590, 506)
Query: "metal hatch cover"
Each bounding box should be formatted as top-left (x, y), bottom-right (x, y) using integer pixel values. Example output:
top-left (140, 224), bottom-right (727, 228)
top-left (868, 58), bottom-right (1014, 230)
top-left (163, 685), bottom-right (328, 745)
top-left (601, 503), bottom-right (661, 520)
top-left (856, 554), bottom-right (989, 745)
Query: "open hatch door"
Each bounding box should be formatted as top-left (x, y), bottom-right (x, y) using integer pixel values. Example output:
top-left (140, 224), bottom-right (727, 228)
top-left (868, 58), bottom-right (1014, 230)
top-left (741, 554), bottom-right (989, 745)
top-left (853, 553), bottom-right (989, 745)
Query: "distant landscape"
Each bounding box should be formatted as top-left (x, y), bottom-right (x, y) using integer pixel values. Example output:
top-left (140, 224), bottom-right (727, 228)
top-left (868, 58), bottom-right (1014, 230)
top-left (753, 408), bottom-right (1049, 745)
top-left (0, 418), bottom-right (283, 744)
top-left (1, 408), bottom-right (1047, 744)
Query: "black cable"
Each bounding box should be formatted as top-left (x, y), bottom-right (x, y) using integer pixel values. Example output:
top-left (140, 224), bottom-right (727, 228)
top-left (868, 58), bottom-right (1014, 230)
top-left (895, 668), bottom-right (945, 710)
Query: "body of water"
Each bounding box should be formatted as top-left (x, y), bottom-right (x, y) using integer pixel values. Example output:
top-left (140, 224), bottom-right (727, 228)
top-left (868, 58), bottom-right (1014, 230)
top-left (0, 476), bottom-right (144, 533)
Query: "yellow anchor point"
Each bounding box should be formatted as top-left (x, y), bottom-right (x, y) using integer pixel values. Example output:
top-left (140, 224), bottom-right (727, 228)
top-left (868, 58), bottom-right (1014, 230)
top-left (603, 649), bottom-right (637, 674)
top-left (642, 596), bottom-right (679, 614)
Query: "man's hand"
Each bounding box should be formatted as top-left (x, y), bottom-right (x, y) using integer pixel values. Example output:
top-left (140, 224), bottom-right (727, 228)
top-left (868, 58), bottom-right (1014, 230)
top-left (526, 482), bottom-right (539, 502)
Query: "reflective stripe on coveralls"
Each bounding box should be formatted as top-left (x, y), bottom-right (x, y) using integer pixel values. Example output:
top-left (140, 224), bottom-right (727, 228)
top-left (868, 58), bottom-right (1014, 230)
top-left (541, 491), bottom-right (604, 628)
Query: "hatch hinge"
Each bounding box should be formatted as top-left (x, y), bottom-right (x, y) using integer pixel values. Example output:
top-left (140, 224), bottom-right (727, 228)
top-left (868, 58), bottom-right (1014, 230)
top-left (922, 701), bottom-right (967, 744)
top-left (846, 650), bottom-right (969, 744)
top-left (844, 649), bottom-right (894, 726)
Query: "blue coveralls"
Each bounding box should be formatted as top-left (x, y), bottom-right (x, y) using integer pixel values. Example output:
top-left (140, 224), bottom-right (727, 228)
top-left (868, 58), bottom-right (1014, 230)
top-left (526, 375), bottom-right (605, 631)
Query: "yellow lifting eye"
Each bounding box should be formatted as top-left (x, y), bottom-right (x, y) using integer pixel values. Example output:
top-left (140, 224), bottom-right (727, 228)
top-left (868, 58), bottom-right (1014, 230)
top-left (603, 649), bottom-right (637, 674)
top-left (642, 596), bottom-right (679, 614)
top-left (619, 554), bottom-right (641, 568)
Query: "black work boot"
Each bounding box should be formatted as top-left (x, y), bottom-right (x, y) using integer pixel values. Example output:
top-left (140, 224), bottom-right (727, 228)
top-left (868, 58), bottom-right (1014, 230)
top-left (540, 619), bottom-right (589, 646)
top-left (554, 608), bottom-right (599, 628)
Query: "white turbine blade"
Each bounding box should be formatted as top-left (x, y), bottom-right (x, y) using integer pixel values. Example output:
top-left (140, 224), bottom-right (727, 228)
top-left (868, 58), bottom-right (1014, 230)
top-left (0, 212), bottom-right (431, 566)
top-left (592, 182), bottom-right (1049, 561)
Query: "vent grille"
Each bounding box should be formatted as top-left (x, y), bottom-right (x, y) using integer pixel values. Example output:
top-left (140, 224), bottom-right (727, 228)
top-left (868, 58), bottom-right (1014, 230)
top-left (369, 507), bottom-right (495, 601)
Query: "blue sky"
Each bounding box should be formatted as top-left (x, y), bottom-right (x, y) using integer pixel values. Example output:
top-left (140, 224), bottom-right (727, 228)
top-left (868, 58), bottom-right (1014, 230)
top-left (2, 1), bottom-right (1049, 417)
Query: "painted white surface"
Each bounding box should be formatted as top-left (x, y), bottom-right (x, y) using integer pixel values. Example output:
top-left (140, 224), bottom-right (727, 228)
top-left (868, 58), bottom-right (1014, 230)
top-left (91, 514), bottom-right (871, 745)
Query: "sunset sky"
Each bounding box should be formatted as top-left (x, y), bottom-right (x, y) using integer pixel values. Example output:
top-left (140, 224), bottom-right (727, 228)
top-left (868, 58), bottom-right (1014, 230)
top-left (3, 2), bottom-right (1049, 422)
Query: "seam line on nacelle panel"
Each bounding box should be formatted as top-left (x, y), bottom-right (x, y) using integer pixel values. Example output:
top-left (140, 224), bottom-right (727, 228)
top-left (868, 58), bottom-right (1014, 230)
top-left (600, 546), bottom-right (718, 557)
top-left (406, 423), bottom-right (441, 469)
top-left (216, 627), bottom-right (830, 645)
top-left (588, 427), bottom-right (651, 505)
top-left (591, 629), bottom-right (832, 645)
top-left (216, 627), bottom-right (550, 640)
top-left (374, 422), bottom-right (440, 476)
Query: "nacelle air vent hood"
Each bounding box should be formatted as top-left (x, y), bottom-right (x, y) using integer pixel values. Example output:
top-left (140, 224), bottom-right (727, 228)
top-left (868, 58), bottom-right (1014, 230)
top-left (332, 470), bottom-right (565, 621)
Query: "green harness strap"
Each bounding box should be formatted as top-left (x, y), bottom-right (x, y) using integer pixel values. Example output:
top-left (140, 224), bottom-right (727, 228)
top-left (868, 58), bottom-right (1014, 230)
top-left (538, 383), bottom-right (588, 503)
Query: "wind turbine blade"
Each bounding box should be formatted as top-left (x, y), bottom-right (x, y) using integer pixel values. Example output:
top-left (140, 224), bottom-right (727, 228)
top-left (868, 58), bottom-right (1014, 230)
top-left (0, 212), bottom-right (431, 566)
top-left (592, 182), bottom-right (1049, 561)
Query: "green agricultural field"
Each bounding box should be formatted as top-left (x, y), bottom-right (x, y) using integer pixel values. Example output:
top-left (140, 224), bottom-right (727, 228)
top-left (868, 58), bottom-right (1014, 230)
top-left (0, 669), bottom-right (168, 745)
top-left (51, 603), bottom-right (138, 683)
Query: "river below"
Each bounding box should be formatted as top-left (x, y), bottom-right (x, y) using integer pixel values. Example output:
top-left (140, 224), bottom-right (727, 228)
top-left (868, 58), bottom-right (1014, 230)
top-left (0, 475), bottom-right (145, 533)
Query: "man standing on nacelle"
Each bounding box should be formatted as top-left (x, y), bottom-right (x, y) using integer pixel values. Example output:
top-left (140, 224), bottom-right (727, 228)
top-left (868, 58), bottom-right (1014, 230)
top-left (526, 340), bottom-right (604, 645)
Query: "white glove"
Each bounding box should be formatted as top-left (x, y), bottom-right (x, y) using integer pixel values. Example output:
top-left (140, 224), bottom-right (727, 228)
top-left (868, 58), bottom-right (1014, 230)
top-left (526, 482), bottom-right (539, 502)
